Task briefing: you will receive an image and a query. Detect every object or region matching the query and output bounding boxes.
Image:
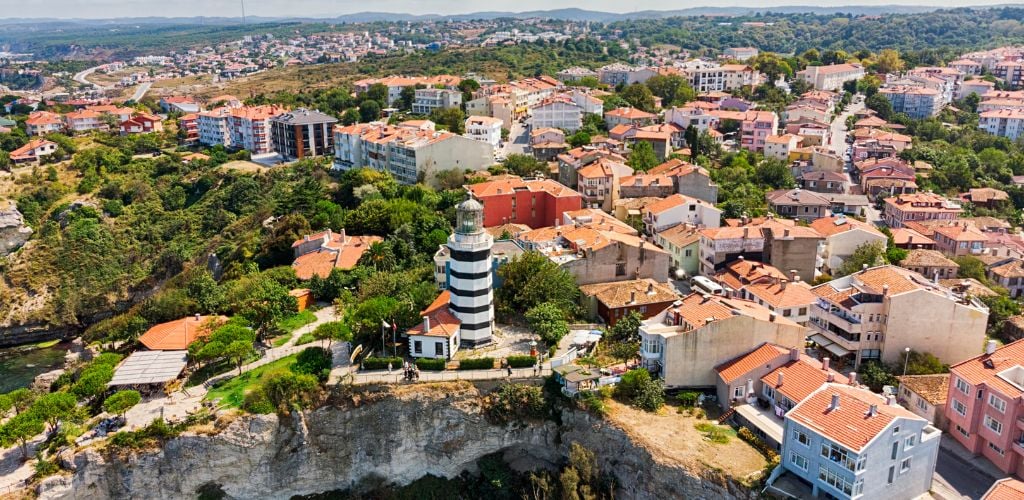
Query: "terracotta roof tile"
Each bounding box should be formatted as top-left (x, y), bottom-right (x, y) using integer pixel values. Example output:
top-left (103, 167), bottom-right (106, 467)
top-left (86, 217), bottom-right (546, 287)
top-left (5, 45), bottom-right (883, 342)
top-left (896, 374), bottom-right (950, 405)
top-left (138, 315), bottom-right (227, 350)
top-left (715, 343), bottom-right (791, 384)
top-left (983, 478), bottom-right (1024, 500)
top-left (762, 359), bottom-right (850, 404)
top-left (950, 338), bottom-right (1024, 399)
top-left (787, 383), bottom-right (922, 452)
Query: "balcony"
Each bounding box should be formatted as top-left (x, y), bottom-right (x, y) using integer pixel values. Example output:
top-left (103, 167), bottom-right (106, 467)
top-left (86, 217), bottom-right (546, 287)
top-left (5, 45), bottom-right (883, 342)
top-left (812, 303), bottom-right (862, 331)
top-left (1018, 415), bottom-right (1024, 432)
top-left (1014, 438), bottom-right (1024, 456)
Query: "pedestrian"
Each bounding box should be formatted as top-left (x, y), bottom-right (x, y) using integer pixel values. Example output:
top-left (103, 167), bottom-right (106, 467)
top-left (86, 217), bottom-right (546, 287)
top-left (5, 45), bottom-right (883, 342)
top-left (387, 362), bottom-right (392, 373)
top-left (507, 365), bottom-right (513, 378)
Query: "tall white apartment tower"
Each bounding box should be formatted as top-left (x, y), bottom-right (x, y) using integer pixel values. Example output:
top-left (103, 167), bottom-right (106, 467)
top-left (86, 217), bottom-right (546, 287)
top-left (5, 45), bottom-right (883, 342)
top-left (447, 199), bottom-right (494, 347)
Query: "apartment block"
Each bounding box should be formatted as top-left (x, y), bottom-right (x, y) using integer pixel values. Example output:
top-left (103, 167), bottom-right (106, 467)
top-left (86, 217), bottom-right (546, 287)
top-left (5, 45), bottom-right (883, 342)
top-left (884, 192), bottom-right (962, 228)
top-left (796, 64), bottom-right (866, 91)
top-left (411, 88), bottom-right (462, 115)
top-left (710, 109), bottom-right (778, 152)
top-left (878, 86), bottom-right (944, 119)
top-left (515, 224), bottom-right (669, 286)
top-left (809, 215), bottom-right (887, 275)
top-left (464, 115), bottom-right (503, 148)
top-left (465, 176), bottom-right (583, 229)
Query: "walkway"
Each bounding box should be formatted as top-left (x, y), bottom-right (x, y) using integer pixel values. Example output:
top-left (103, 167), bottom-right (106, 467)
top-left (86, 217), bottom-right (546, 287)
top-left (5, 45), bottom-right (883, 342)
top-left (332, 366), bottom-right (551, 386)
top-left (129, 82), bottom-right (152, 102)
top-left (0, 433), bottom-right (44, 493)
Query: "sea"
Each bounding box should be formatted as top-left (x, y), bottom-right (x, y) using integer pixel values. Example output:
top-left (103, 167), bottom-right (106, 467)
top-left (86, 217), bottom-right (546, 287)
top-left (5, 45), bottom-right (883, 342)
top-left (0, 342), bottom-right (69, 393)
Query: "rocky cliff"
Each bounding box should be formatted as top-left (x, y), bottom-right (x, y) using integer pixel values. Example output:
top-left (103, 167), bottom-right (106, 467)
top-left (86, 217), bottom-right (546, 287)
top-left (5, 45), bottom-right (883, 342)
top-left (0, 201), bottom-right (31, 258)
top-left (38, 383), bottom-right (759, 500)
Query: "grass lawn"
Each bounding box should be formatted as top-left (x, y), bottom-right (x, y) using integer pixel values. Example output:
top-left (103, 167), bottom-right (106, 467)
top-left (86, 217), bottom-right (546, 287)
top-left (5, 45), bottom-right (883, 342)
top-left (278, 310), bottom-right (317, 332)
top-left (205, 354), bottom-right (298, 408)
top-left (295, 332), bottom-right (315, 346)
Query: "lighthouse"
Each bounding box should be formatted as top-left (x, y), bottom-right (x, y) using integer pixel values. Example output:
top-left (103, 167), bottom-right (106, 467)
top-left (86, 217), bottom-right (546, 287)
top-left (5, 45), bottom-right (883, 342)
top-left (447, 198), bottom-right (494, 347)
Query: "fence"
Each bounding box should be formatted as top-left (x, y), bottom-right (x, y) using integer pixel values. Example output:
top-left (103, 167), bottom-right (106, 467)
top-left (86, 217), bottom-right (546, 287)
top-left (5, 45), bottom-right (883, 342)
top-left (348, 366), bottom-right (551, 385)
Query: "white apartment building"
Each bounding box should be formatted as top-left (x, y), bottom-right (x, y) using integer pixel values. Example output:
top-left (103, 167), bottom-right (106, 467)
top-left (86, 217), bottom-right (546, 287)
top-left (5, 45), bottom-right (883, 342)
top-left (980, 109), bottom-right (1024, 140)
top-left (681, 62), bottom-right (761, 92)
top-left (229, 105), bottom-right (286, 154)
top-left (597, 63), bottom-right (657, 86)
top-left (412, 88), bottom-right (463, 115)
top-left (464, 115), bottom-right (503, 148)
top-left (797, 64), bottom-right (866, 91)
top-left (530, 99), bottom-right (584, 131)
top-left (197, 108), bottom-right (232, 148)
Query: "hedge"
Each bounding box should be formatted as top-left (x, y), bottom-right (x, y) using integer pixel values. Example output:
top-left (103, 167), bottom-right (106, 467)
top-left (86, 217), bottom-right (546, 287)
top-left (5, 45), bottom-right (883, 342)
top-left (416, 358), bottom-right (447, 371)
top-left (506, 355), bottom-right (537, 368)
top-left (738, 426), bottom-right (780, 462)
top-left (458, 358), bottom-right (495, 370)
top-left (363, 357), bottom-right (404, 370)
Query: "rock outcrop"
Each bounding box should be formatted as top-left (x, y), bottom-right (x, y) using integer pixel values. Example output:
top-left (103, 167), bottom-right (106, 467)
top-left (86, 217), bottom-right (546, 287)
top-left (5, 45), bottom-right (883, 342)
top-left (38, 383), bottom-right (759, 500)
top-left (0, 201), bottom-right (32, 257)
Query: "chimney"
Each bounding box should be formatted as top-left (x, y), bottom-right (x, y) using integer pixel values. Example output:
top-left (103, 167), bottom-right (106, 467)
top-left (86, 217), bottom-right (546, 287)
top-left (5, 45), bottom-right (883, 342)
top-left (862, 263), bottom-right (868, 271)
top-left (630, 291), bottom-right (636, 304)
top-left (827, 372), bottom-right (835, 382)
top-left (194, 313), bottom-right (201, 321)
top-left (822, 357), bottom-right (830, 371)
top-left (829, 394), bottom-right (841, 411)
top-left (746, 378), bottom-right (754, 397)
top-left (986, 340), bottom-right (997, 355)
top-left (338, 228), bottom-right (346, 242)
top-left (647, 282), bottom-right (655, 294)
top-left (866, 404), bottom-right (878, 417)
top-left (933, 271), bottom-right (939, 284)
top-left (781, 279), bottom-right (788, 290)
top-left (883, 284), bottom-right (890, 296)
top-left (423, 316), bottom-right (430, 332)
top-left (848, 372), bottom-right (857, 386)
top-left (738, 255), bottom-right (745, 261)
top-left (790, 348), bottom-right (800, 361)
top-left (769, 312), bottom-right (777, 322)
top-left (743, 227), bottom-right (750, 239)
top-left (885, 395), bottom-right (897, 406)
top-left (777, 371), bottom-right (785, 387)
top-left (784, 228), bottom-right (791, 238)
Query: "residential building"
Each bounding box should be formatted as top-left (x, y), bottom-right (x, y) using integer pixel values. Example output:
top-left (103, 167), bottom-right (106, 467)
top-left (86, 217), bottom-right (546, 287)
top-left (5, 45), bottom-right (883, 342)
top-left (530, 98), bottom-right (584, 131)
top-left (932, 222), bottom-right (988, 257)
top-left (556, 67), bottom-right (598, 83)
top-left (353, 75), bottom-right (462, 106)
top-left (291, 229), bottom-right (383, 280)
top-left (464, 115), bottom-right (503, 148)
top-left (884, 192), bottom-right (962, 228)
top-left (178, 113), bottom-right (199, 144)
top-left (987, 258), bottom-right (1024, 298)
top-left (655, 223), bottom-right (702, 279)
top-left (411, 88), bottom-right (462, 115)
top-left (334, 121), bottom-right (494, 185)
top-left (770, 384), bottom-right (941, 500)
top-left (699, 217), bottom-right (823, 283)
top-left (961, 188), bottom-right (1010, 209)
top-left (851, 130), bottom-right (913, 162)
top-left (959, 79), bottom-right (996, 100)
top-left (897, 374), bottom-right (950, 430)
top-left (25, 111), bottom-right (64, 136)
top-left (878, 86), bottom-right (944, 119)
top-left (808, 265), bottom-right (989, 368)
top-left (597, 63), bottom-right (657, 86)
top-left (63, 110), bottom-right (107, 133)
top-left (982, 478), bottom-right (1024, 500)
top-left (638, 293), bottom-right (806, 388)
top-left (197, 107), bottom-right (232, 148)
top-left (465, 176), bottom-right (582, 229)
top-left (764, 134), bottom-right (802, 162)
top-left (944, 339), bottom-right (1024, 478)
top-left (229, 105), bottom-right (287, 154)
top-left (710, 109), bottom-right (779, 152)
top-left (724, 47), bottom-right (759, 61)
top-left (796, 63), bottom-right (866, 91)
top-left (798, 170), bottom-right (849, 194)
top-left (9, 139), bottom-right (58, 164)
top-left (576, 156), bottom-right (634, 211)
top-left (683, 63), bottom-right (760, 92)
top-left (159, 96), bottom-right (200, 113)
top-left (270, 108), bottom-right (338, 160)
top-left (899, 249), bottom-right (959, 281)
top-left (648, 159), bottom-right (719, 203)
top-left (516, 224), bottom-right (670, 285)
top-left (810, 216), bottom-right (887, 275)
top-left (642, 193), bottom-right (722, 234)
top-left (784, 104), bottom-right (832, 125)
top-left (406, 291), bottom-right (462, 360)
top-left (579, 279), bottom-right (679, 326)
top-left (714, 259), bottom-right (817, 325)
top-left (119, 113), bottom-right (164, 135)
top-left (980, 109), bottom-right (1024, 141)
top-left (556, 146), bottom-right (625, 189)
top-left (604, 107), bottom-right (657, 129)
top-left (766, 188), bottom-right (832, 222)
top-left (994, 61), bottom-right (1024, 89)
top-left (618, 174), bottom-right (676, 199)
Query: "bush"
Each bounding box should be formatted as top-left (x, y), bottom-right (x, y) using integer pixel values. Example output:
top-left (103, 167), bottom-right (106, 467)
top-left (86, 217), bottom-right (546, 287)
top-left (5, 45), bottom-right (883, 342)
top-left (362, 356), bottom-right (403, 370)
top-left (616, 368), bottom-right (664, 412)
top-left (483, 383), bottom-right (546, 425)
top-left (676, 391), bottom-right (700, 407)
top-left (506, 355), bottom-right (536, 368)
top-left (458, 358), bottom-right (495, 370)
top-left (293, 347), bottom-right (331, 381)
top-left (241, 389), bottom-right (275, 414)
top-left (33, 457), bottom-right (60, 478)
top-left (738, 426), bottom-right (779, 462)
top-left (416, 358), bottom-right (446, 371)
top-left (578, 391), bottom-right (608, 417)
top-left (262, 372), bottom-right (319, 411)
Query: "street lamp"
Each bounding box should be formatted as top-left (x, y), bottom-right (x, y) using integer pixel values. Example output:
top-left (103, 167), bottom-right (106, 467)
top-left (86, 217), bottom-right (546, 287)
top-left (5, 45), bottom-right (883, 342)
top-left (902, 347), bottom-right (911, 376)
top-left (381, 320), bottom-right (390, 356)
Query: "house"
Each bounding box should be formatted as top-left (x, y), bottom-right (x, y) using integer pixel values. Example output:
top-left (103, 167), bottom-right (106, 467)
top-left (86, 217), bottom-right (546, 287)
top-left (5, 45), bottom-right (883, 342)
top-left (8, 139), bottom-right (58, 164)
top-left (618, 174), bottom-right (675, 199)
top-left (899, 249), bottom-right (959, 281)
top-left (796, 63), bottom-right (866, 90)
top-left (411, 88), bottom-right (462, 115)
top-left (714, 259), bottom-right (817, 325)
top-left (642, 194), bottom-right (722, 234)
top-left (178, 113), bottom-right (199, 144)
top-left (406, 291), bottom-right (462, 360)
top-left (25, 111), bottom-right (64, 136)
top-left (465, 176), bottom-right (583, 229)
top-left (655, 224), bottom-right (702, 279)
top-left (715, 344), bottom-right (848, 448)
top-left (897, 374), bottom-right (950, 430)
top-left (798, 170), bottom-right (848, 194)
top-left (137, 315), bottom-right (227, 351)
top-left (464, 115), bottom-right (503, 148)
top-left (931, 222), bottom-right (988, 257)
top-left (353, 75), bottom-right (462, 105)
top-left (648, 159), bottom-right (719, 203)
top-left (987, 258), bottom-right (1024, 298)
top-left (579, 279), bottom-right (679, 326)
top-left (810, 216), bottom-right (887, 275)
top-left (766, 188), bottom-right (832, 222)
top-left (291, 229), bottom-right (383, 280)
top-left (768, 383), bottom-right (941, 500)
top-left (64, 109), bottom-right (107, 133)
top-left (530, 98), bottom-right (584, 131)
top-left (638, 293), bottom-right (806, 388)
top-left (785, 118), bottom-right (831, 147)
top-left (562, 208), bottom-right (639, 237)
top-left (119, 113), bottom-right (164, 135)
top-left (808, 266), bottom-right (989, 369)
top-left (597, 63), bottom-right (657, 86)
top-left (159, 96), bottom-right (200, 113)
top-left (270, 108), bottom-right (338, 159)
top-left (604, 107), bottom-right (656, 129)
top-left (556, 67), bottom-right (598, 83)
top-left (961, 188), bottom-right (1010, 209)
top-left (229, 105), bottom-right (288, 154)
top-left (944, 339), bottom-right (1024, 478)
top-left (556, 146), bottom-right (625, 189)
top-left (529, 127), bottom-right (567, 161)
top-left (515, 224), bottom-right (670, 285)
top-left (884, 193), bottom-right (962, 228)
top-left (710, 109), bottom-right (778, 152)
top-left (764, 134), bottom-right (802, 162)
top-left (576, 156), bottom-right (634, 211)
top-left (982, 478), bottom-right (1024, 500)
top-left (700, 217), bottom-right (823, 283)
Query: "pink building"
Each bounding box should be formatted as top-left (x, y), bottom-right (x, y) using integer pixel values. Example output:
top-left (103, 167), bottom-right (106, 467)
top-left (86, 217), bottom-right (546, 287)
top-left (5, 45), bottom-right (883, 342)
top-left (884, 192), bottom-right (963, 228)
top-left (711, 109), bottom-right (778, 152)
top-left (944, 339), bottom-right (1024, 477)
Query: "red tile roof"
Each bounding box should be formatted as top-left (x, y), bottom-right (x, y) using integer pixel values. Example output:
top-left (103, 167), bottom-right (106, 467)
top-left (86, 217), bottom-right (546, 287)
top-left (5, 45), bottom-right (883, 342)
top-left (408, 291), bottom-right (461, 338)
top-left (138, 315), bottom-right (227, 350)
top-left (715, 343), bottom-right (790, 384)
top-left (949, 339), bottom-right (1024, 400)
top-left (982, 478), bottom-right (1024, 500)
top-left (762, 358), bottom-right (850, 404)
top-left (787, 383), bottom-right (922, 452)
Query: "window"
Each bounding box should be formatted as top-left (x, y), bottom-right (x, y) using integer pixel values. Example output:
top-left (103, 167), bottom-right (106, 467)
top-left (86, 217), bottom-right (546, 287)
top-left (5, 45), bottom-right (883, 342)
top-left (989, 394), bottom-right (1007, 413)
top-left (956, 377), bottom-right (970, 395)
top-left (791, 452), bottom-right (808, 471)
top-left (956, 425), bottom-right (970, 438)
top-left (891, 442), bottom-right (899, 460)
top-left (887, 466), bottom-right (895, 484)
top-left (820, 441), bottom-right (859, 471)
top-left (413, 341), bottom-right (422, 354)
top-left (685, 249), bottom-right (692, 257)
top-left (893, 426), bottom-right (900, 435)
top-left (818, 465), bottom-right (856, 496)
top-left (763, 386), bottom-right (776, 399)
top-left (952, 399), bottom-right (967, 417)
top-left (794, 429), bottom-right (811, 447)
top-left (733, 386), bottom-right (744, 398)
top-left (434, 342), bottom-right (444, 356)
top-left (900, 457), bottom-right (911, 473)
top-left (799, 307), bottom-right (807, 315)
top-left (905, 435), bottom-right (915, 450)
top-left (916, 398), bottom-right (928, 411)
top-left (989, 442), bottom-right (1005, 456)
top-left (985, 415), bottom-right (1003, 435)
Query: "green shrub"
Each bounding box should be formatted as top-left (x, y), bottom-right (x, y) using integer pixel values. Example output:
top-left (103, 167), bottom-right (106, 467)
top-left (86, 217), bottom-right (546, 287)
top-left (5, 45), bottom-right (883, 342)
top-left (242, 389), bottom-right (275, 414)
top-left (362, 356), bottom-right (403, 370)
top-left (506, 355), bottom-right (536, 368)
top-left (294, 332), bottom-right (315, 345)
top-left (617, 368), bottom-right (664, 412)
top-left (33, 456), bottom-right (60, 478)
top-left (262, 372), bottom-right (320, 412)
top-left (695, 422), bottom-right (730, 444)
top-left (738, 426), bottom-right (779, 461)
top-left (416, 358), bottom-right (446, 371)
top-left (292, 347), bottom-right (331, 382)
top-left (676, 391), bottom-right (700, 407)
top-left (458, 358), bottom-right (495, 370)
top-left (483, 383), bottom-right (546, 425)
top-left (578, 391), bottom-right (608, 417)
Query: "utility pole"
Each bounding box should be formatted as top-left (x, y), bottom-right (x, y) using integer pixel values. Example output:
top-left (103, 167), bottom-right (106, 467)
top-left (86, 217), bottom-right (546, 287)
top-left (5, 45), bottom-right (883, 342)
top-left (240, 0), bottom-right (247, 25)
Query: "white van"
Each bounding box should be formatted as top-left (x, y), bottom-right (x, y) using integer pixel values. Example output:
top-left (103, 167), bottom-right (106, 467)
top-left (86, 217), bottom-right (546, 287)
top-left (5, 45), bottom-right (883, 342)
top-left (690, 276), bottom-right (725, 296)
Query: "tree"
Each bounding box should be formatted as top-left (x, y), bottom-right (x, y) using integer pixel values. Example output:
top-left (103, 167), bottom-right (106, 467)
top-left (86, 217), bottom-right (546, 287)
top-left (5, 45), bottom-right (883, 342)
top-left (627, 141), bottom-right (659, 172)
top-left (502, 154), bottom-right (545, 177)
top-left (619, 84), bottom-right (656, 112)
top-left (359, 100), bottom-right (381, 123)
top-left (103, 390), bottom-right (141, 418)
top-left (750, 52), bottom-right (793, 83)
top-left (607, 312), bottom-right (642, 342)
top-left (644, 74), bottom-right (695, 107)
top-left (365, 83), bottom-right (389, 106)
top-left (525, 302), bottom-right (570, 345)
top-left (835, 242), bottom-right (886, 277)
top-left (293, 346), bottom-right (332, 382)
top-left (858, 361), bottom-right (896, 392)
top-left (901, 350), bottom-right (948, 375)
top-left (1, 412), bottom-right (44, 458)
top-left (865, 93), bottom-right (893, 121)
top-left (399, 86), bottom-right (416, 110)
top-left (496, 252), bottom-right (578, 318)
top-left (873, 49), bottom-right (905, 74)
top-left (71, 365), bottom-right (114, 401)
top-left (31, 392), bottom-right (77, 433)
top-left (238, 276), bottom-right (298, 340)
top-left (6, 389), bottom-right (35, 415)
top-left (341, 108), bottom-right (360, 125)
top-left (224, 339), bottom-right (255, 375)
top-left (261, 372), bottom-right (319, 412)
top-left (311, 321), bottom-right (350, 348)
top-left (981, 293), bottom-right (1021, 340)
top-left (429, 107), bottom-right (466, 133)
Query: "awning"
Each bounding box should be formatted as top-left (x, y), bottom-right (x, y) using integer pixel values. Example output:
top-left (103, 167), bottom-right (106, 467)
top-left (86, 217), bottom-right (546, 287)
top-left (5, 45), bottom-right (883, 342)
top-left (808, 333), bottom-right (835, 347)
top-left (109, 350), bottom-right (188, 386)
top-left (822, 342), bottom-right (852, 358)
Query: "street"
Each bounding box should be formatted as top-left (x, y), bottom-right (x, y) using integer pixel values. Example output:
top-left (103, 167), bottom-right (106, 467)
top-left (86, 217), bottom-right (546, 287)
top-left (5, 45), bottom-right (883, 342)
top-left (129, 82), bottom-right (152, 102)
top-left (498, 121), bottom-right (529, 159)
top-left (932, 437), bottom-right (1001, 500)
top-left (829, 98), bottom-right (864, 156)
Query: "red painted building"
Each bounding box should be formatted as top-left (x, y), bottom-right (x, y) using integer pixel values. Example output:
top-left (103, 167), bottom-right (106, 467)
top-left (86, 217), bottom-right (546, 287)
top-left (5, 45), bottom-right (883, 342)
top-left (466, 177), bottom-right (583, 229)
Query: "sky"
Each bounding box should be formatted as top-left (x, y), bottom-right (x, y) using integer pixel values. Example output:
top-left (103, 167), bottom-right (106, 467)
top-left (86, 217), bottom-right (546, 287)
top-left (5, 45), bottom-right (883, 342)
top-left (7, 0), bottom-right (1017, 20)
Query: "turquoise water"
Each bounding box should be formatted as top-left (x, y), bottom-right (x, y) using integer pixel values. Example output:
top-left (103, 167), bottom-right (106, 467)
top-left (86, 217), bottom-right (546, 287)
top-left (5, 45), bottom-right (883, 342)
top-left (0, 342), bottom-right (68, 393)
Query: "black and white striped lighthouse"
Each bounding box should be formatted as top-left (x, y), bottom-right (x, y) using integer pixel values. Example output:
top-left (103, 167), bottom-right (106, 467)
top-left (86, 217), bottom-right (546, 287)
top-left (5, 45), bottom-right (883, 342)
top-left (447, 198), bottom-right (494, 347)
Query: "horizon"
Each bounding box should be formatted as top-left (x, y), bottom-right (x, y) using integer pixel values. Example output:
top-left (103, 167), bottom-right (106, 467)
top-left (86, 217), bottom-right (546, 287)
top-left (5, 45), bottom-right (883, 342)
top-left (5, 0), bottom-right (1014, 21)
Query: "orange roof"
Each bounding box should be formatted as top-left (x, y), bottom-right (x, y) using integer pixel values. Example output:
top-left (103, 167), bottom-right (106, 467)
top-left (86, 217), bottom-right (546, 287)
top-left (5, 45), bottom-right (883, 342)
top-left (408, 291), bottom-right (461, 338)
top-left (983, 478), bottom-right (1024, 500)
top-left (291, 231), bottom-right (383, 279)
top-left (9, 139), bottom-right (56, 159)
top-left (746, 279), bottom-right (818, 309)
top-left (950, 339), bottom-right (1024, 400)
top-left (715, 343), bottom-right (790, 384)
top-left (138, 315), bottom-right (227, 350)
top-left (25, 111), bottom-right (62, 126)
top-left (645, 194), bottom-right (704, 215)
top-left (467, 177), bottom-right (580, 199)
top-left (809, 216), bottom-right (884, 238)
top-left (787, 383), bottom-right (921, 452)
top-left (605, 107), bottom-right (656, 120)
top-left (932, 223), bottom-right (988, 243)
top-left (761, 359), bottom-right (850, 404)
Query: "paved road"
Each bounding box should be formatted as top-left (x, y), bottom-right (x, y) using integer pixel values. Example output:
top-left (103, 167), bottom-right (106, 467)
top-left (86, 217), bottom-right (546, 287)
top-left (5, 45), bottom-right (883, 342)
top-left (499, 121), bottom-right (529, 159)
top-left (129, 82), bottom-right (152, 102)
top-left (933, 439), bottom-right (1000, 499)
top-left (72, 64), bottom-right (109, 89)
top-left (829, 98), bottom-right (864, 156)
